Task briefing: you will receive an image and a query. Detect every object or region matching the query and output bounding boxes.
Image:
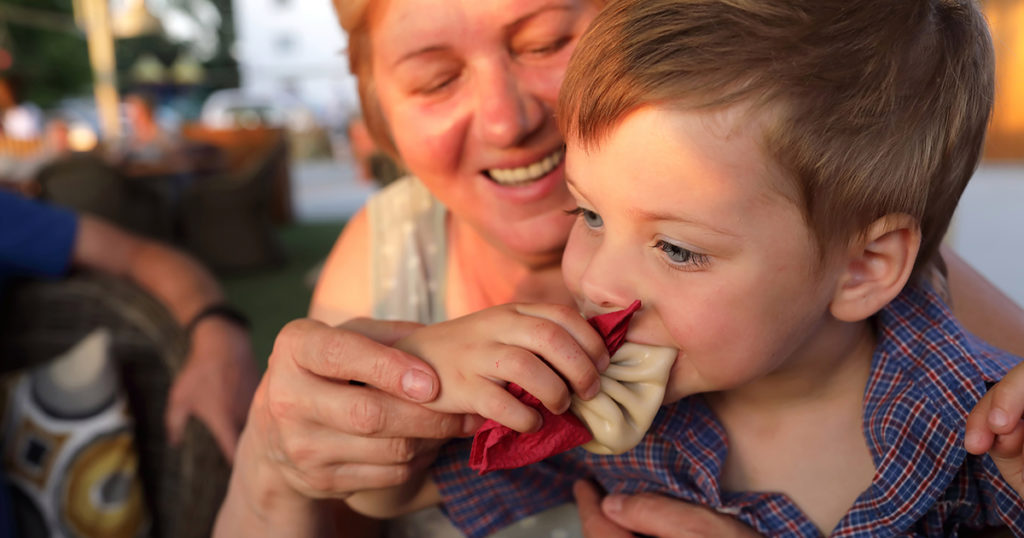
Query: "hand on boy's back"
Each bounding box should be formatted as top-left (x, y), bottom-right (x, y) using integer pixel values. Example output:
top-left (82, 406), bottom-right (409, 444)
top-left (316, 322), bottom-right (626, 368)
top-left (966, 363), bottom-right (1024, 497)
top-left (392, 303), bottom-right (609, 433)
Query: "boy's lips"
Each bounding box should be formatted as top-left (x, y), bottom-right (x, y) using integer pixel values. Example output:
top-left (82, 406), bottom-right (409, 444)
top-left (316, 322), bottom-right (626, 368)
top-left (484, 147), bottom-right (565, 186)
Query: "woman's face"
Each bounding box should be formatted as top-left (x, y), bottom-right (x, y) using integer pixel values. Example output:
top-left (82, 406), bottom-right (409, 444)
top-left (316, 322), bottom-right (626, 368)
top-left (369, 0), bottom-right (599, 262)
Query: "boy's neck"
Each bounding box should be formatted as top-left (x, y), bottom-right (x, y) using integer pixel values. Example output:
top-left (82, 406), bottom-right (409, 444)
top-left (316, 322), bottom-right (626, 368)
top-left (711, 319), bottom-right (878, 534)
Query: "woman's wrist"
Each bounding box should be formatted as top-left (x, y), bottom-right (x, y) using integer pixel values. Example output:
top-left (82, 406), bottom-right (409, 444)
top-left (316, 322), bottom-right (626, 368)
top-left (217, 411), bottom-right (324, 536)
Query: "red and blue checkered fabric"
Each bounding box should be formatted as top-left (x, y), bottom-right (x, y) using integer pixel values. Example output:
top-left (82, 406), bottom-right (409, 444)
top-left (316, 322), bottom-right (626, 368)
top-left (432, 281), bottom-right (1024, 537)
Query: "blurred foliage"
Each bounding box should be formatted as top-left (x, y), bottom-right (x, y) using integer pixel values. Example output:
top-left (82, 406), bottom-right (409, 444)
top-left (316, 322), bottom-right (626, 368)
top-left (0, 0), bottom-right (91, 108)
top-left (0, 0), bottom-right (238, 110)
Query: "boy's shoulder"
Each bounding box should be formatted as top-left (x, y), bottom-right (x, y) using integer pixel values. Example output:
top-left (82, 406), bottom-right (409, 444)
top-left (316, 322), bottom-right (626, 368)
top-left (837, 281), bottom-right (1023, 534)
top-left (872, 279), bottom-right (1020, 400)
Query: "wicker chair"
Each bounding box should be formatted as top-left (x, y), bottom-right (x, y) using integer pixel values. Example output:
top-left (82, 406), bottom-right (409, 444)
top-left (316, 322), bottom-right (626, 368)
top-left (35, 153), bottom-right (125, 225)
top-left (177, 137), bottom-right (288, 274)
top-left (35, 152), bottom-right (176, 242)
top-left (0, 272), bottom-right (229, 538)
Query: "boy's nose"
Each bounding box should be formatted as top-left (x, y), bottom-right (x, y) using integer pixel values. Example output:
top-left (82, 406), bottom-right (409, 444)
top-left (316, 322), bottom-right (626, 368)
top-left (476, 61), bottom-right (545, 148)
top-left (578, 248), bottom-right (638, 313)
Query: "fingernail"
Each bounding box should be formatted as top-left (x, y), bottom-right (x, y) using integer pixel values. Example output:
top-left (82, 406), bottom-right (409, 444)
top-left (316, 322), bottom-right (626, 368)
top-left (598, 354), bottom-right (611, 372)
top-left (603, 494), bottom-right (624, 514)
top-left (583, 378), bottom-right (602, 400)
top-left (401, 369), bottom-right (434, 401)
top-left (991, 408), bottom-right (1010, 429)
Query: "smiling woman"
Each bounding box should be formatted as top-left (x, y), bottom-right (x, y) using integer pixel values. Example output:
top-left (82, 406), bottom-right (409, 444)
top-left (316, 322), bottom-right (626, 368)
top-left (214, 0), bottom-right (1024, 536)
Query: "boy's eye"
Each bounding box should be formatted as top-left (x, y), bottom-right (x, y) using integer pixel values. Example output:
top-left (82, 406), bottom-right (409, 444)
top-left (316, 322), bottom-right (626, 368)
top-left (581, 209), bottom-right (603, 229)
top-left (566, 207), bottom-right (604, 229)
top-left (655, 240), bottom-right (709, 268)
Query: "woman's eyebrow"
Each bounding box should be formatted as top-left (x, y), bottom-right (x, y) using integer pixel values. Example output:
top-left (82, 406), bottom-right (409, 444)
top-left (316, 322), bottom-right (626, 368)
top-left (393, 45), bottom-right (449, 68)
top-left (504, 3), bottom-right (573, 33)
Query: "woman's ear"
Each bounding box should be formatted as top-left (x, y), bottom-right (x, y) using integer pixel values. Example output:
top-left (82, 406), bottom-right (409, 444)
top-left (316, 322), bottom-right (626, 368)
top-left (830, 214), bottom-right (921, 322)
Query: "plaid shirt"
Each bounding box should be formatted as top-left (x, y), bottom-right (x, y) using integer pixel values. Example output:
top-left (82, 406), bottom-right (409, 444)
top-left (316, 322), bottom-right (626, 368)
top-left (432, 282), bottom-right (1024, 537)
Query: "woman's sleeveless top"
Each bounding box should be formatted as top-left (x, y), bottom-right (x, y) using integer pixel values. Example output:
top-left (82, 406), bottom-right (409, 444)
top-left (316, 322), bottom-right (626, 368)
top-left (368, 177), bottom-right (449, 324)
top-left (367, 177), bottom-right (582, 538)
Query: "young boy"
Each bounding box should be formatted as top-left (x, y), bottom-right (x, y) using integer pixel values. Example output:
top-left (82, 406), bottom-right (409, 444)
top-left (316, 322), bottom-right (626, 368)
top-left (346, 0), bottom-right (1024, 535)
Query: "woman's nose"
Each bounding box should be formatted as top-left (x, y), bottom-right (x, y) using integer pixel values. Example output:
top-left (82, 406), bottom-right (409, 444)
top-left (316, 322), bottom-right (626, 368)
top-left (475, 60), bottom-right (545, 148)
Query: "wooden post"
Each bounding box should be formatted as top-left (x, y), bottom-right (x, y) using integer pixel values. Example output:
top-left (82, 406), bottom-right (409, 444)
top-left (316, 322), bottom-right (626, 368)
top-left (80, 0), bottom-right (122, 141)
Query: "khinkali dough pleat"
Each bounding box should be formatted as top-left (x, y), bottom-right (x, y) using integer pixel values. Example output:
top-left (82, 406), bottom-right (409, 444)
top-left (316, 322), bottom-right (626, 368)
top-left (570, 342), bottom-right (676, 455)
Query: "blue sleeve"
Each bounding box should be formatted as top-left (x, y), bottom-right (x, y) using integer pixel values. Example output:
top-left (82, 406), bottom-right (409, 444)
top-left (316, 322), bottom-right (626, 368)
top-left (0, 191), bottom-right (78, 278)
top-left (431, 439), bottom-right (586, 538)
top-left (0, 473), bottom-right (15, 538)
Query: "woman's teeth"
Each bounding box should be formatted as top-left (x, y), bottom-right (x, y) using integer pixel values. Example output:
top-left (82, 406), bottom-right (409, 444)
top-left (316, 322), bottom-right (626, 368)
top-left (487, 148), bottom-right (564, 185)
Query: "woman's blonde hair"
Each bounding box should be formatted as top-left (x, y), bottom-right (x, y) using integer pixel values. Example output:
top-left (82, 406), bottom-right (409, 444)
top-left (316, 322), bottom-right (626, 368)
top-left (332, 0), bottom-right (396, 157)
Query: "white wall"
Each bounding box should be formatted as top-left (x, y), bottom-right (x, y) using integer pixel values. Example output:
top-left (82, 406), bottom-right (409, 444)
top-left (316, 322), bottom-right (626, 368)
top-left (949, 164), bottom-right (1024, 308)
top-left (231, 0), bottom-right (359, 122)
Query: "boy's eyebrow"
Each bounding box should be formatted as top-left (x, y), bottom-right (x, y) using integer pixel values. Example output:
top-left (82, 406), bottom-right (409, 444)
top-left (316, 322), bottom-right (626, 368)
top-left (626, 207), bottom-right (739, 238)
top-left (568, 170), bottom-right (738, 238)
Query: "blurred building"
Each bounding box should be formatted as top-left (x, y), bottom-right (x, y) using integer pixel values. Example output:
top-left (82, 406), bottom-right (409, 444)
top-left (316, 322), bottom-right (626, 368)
top-left (231, 0), bottom-right (359, 125)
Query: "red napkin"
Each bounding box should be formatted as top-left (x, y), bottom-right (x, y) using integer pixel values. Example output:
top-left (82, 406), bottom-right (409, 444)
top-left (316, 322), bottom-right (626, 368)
top-left (469, 300), bottom-right (642, 474)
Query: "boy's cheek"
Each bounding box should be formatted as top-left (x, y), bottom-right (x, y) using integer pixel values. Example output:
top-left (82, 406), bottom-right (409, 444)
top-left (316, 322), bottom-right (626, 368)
top-left (559, 226), bottom-right (590, 305)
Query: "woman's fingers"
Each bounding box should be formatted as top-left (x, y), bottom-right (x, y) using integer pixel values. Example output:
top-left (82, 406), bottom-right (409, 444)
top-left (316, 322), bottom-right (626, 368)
top-left (600, 491), bottom-right (762, 537)
top-left (574, 480), bottom-right (633, 538)
top-left (278, 318), bottom-right (441, 403)
top-left (277, 448), bottom-right (439, 499)
top-left (270, 371), bottom-right (474, 439)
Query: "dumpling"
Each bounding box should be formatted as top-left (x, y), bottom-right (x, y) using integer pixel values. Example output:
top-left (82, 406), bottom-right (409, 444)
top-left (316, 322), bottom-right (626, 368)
top-left (570, 342), bottom-right (676, 455)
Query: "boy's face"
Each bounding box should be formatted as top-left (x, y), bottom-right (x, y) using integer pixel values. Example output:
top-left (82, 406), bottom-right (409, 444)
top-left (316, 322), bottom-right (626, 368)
top-left (562, 105), bottom-right (847, 403)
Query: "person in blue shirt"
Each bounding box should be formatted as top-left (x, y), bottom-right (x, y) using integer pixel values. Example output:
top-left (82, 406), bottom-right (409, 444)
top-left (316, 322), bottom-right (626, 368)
top-left (0, 189), bottom-right (258, 462)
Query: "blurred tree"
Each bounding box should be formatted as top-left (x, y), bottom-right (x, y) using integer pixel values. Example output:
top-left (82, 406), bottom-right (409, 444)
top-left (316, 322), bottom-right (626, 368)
top-left (0, 0), bottom-right (238, 109)
top-left (0, 0), bottom-right (91, 107)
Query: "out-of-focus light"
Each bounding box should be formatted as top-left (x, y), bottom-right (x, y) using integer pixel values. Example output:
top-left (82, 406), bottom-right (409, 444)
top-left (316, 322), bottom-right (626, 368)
top-left (68, 123), bottom-right (98, 152)
top-left (0, 49), bottom-right (11, 71)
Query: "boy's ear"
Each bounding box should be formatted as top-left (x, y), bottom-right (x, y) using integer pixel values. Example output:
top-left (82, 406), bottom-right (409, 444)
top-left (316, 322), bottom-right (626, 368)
top-left (830, 214), bottom-right (921, 322)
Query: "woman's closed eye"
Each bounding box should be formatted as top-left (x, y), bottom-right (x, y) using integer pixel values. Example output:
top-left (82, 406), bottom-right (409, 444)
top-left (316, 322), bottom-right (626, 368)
top-left (515, 36), bottom-right (572, 59)
top-left (654, 240), bottom-right (710, 269)
top-left (566, 206), bottom-right (603, 229)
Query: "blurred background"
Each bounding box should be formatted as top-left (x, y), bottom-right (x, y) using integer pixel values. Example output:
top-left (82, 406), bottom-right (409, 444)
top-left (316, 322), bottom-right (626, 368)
top-left (0, 0), bottom-right (1021, 365)
top-left (0, 0), bottom-right (388, 364)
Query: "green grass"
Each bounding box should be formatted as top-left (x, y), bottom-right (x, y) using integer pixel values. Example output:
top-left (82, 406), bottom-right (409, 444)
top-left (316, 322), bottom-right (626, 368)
top-left (220, 220), bottom-right (346, 370)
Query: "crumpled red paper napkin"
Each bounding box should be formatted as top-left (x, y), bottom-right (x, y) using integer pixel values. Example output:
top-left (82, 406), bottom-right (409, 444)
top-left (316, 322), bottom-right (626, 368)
top-left (468, 300), bottom-right (642, 474)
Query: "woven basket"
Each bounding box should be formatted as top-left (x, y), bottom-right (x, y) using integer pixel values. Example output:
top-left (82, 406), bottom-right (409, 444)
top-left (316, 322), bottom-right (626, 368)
top-left (0, 271), bottom-right (229, 538)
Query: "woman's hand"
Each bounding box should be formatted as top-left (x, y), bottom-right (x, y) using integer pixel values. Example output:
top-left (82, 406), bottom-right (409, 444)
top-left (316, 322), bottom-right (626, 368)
top-left (214, 317), bottom-right (479, 537)
top-left (394, 303), bottom-right (610, 433)
top-left (966, 361), bottom-right (1024, 496)
top-left (574, 480), bottom-right (762, 538)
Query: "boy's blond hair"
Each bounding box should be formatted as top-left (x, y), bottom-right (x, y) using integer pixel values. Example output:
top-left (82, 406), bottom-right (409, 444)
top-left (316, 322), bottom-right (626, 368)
top-left (559, 0), bottom-right (995, 272)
